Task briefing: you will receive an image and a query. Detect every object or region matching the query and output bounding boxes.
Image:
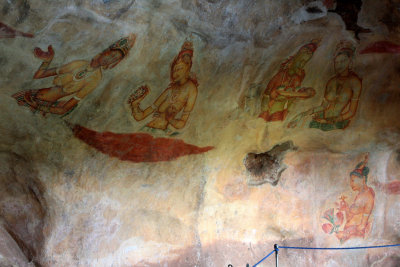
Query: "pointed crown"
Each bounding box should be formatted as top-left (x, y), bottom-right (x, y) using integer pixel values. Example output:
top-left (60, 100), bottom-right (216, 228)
top-left (300, 38), bottom-right (321, 53)
top-left (109, 33), bottom-right (136, 57)
top-left (350, 154), bottom-right (370, 181)
top-left (335, 40), bottom-right (356, 58)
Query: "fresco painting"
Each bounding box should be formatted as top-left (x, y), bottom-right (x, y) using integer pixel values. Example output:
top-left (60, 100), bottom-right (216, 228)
top-left (12, 34), bottom-right (136, 116)
top-left (129, 40), bottom-right (198, 135)
top-left (2, 1), bottom-right (400, 266)
top-left (288, 40), bottom-right (361, 131)
top-left (0, 21), bottom-right (33, 38)
top-left (71, 40), bottom-right (213, 163)
top-left (258, 40), bottom-right (319, 122)
top-left (321, 155), bottom-right (375, 243)
top-left (71, 124), bottom-right (213, 163)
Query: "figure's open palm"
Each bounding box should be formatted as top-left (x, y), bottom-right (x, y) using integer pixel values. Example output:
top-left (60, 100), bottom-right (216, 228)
top-left (34, 45), bottom-right (54, 62)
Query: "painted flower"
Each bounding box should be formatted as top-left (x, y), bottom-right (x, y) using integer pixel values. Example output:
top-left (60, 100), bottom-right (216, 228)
top-left (322, 223), bottom-right (333, 234)
top-left (323, 208), bottom-right (335, 224)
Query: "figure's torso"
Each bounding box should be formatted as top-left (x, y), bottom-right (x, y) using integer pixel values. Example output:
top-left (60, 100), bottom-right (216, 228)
top-left (345, 187), bottom-right (375, 228)
top-left (265, 69), bottom-right (304, 114)
top-left (323, 74), bottom-right (359, 118)
top-left (52, 60), bottom-right (102, 95)
top-left (147, 81), bottom-right (197, 130)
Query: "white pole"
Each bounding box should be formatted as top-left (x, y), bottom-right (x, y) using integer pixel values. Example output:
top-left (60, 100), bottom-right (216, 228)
top-left (274, 244), bottom-right (279, 267)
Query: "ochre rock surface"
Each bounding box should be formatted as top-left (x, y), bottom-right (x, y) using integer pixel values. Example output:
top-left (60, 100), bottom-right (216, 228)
top-left (1, 0), bottom-right (400, 266)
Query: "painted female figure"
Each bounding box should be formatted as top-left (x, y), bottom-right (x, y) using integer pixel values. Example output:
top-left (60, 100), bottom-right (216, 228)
top-left (128, 40), bottom-right (197, 134)
top-left (336, 155), bottom-right (375, 242)
top-left (258, 39), bottom-right (319, 122)
top-left (288, 40), bottom-right (362, 131)
top-left (12, 34), bottom-right (136, 116)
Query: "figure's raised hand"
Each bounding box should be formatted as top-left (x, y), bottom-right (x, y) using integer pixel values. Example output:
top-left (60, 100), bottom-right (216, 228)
top-left (128, 85), bottom-right (149, 106)
top-left (34, 45), bottom-right (54, 62)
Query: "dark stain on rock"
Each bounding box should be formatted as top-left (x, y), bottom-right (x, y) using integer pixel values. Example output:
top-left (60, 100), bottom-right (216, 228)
top-left (244, 141), bottom-right (297, 186)
top-left (0, 56), bottom-right (8, 66)
top-left (16, 0), bottom-right (30, 24)
top-left (306, 6), bottom-right (323, 13)
top-left (329, 0), bottom-right (371, 39)
top-left (0, 152), bottom-right (46, 266)
top-left (2, 2), bottom-right (10, 15)
top-left (150, 0), bottom-right (161, 9)
top-left (111, 0), bottom-right (135, 20)
top-left (396, 149), bottom-right (400, 163)
top-left (380, 1), bottom-right (400, 33)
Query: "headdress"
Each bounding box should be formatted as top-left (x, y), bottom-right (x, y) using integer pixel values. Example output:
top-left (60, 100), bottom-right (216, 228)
top-left (335, 40), bottom-right (356, 58)
top-left (350, 154), bottom-right (369, 181)
top-left (299, 38), bottom-right (321, 53)
top-left (280, 39), bottom-right (321, 70)
top-left (170, 39), bottom-right (198, 85)
top-left (108, 33), bottom-right (136, 57)
top-left (174, 40), bottom-right (194, 67)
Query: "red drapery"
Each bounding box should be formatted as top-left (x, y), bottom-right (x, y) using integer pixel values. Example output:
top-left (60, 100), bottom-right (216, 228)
top-left (72, 124), bottom-right (213, 163)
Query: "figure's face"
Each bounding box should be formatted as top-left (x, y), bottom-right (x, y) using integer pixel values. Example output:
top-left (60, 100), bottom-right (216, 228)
top-left (334, 53), bottom-right (351, 75)
top-left (350, 174), bottom-right (364, 191)
top-left (172, 60), bottom-right (190, 84)
top-left (91, 50), bottom-right (123, 69)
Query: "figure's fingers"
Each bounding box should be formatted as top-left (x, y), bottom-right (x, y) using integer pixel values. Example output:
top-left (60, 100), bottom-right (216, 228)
top-left (33, 47), bottom-right (44, 58)
top-left (48, 45), bottom-right (54, 55)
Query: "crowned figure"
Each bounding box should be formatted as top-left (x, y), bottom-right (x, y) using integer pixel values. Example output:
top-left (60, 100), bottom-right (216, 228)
top-left (128, 39), bottom-right (198, 134)
top-left (12, 34), bottom-right (136, 116)
top-left (288, 40), bottom-right (362, 131)
top-left (259, 39), bottom-right (320, 122)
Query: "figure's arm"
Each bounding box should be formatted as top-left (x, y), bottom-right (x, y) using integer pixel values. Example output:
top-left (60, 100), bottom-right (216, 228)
top-left (277, 87), bottom-right (315, 98)
top-left (130, 86), bottom-right (168, 121)
top-left (168, 86), bottom-right (197, 129)
top-left (33, 46), bottom-right (58, 79)
top-left (263, 73), bottom-right (284, 100)
top-left (30, 98), bottom-right (79, 115)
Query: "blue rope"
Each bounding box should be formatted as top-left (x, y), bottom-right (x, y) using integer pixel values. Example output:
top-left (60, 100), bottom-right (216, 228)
top-left (280, 244), bottom-right (400, 250)
top-left (253, 249), bottom-right (276, 267)
top-left (252, 244), bottom-right (400, 266)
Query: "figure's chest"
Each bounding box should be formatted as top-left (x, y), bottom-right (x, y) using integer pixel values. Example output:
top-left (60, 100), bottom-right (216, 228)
top-left (326, 80), bottom-right (353, 103)
top-left (72, 66), bottom-right (101, 82)
top-left (280, 71), bottom-right (302, 88)
top-left (168, 87), bottom-right (189, 103)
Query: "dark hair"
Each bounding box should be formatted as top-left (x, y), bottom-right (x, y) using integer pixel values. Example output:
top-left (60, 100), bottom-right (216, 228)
top-left (350, 162), bottom-right (369, 182)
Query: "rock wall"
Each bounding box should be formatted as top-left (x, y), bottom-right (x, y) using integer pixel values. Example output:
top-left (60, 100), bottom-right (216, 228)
top-left (1, 0), bottom-right (400, 266)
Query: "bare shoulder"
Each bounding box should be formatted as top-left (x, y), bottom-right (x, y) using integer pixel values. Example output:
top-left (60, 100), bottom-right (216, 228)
top-left (348, 72), bottom-right (362, 86)
top-left (326, 76), bottom-right (337, 89)
top-left (186, 80), bottom-right (198, 94)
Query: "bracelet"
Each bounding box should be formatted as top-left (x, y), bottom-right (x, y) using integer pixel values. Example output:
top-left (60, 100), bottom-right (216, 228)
top-left (132, 104), bottom-right (140, 113)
